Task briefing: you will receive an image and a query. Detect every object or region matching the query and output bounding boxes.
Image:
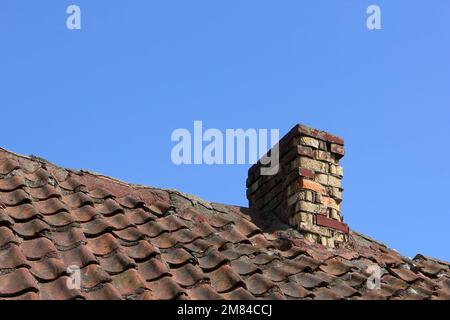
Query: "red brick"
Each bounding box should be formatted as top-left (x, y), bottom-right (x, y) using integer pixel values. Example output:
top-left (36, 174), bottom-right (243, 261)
top-left (316, 215), bottom-right (349, 234)
top-left (326, 133), bottom-right (344, 145)
top-left (299, 168), bottom-right (315, 179)
top-left (298, 125), bottom-right (328, 141)
top-left (331, 144), bottom-right (345, 158)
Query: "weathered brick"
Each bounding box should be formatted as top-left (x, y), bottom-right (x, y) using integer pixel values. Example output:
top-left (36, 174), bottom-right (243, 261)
top-left (316, 215), bottom-right (349, 233)
top-left (328, 176), bottom-right (341, 188)
top-left (298, 167), bottom-right (315, 179)
top-left (297, 146), bottom-right (315, 158)
top-left (298, 178), bottom-right (326, 194)
top-left (329, 209), bottom-right (338, 220)
top-left (330, 164), bottom-right (344, 177)
top-left (297, 190), bottom-right (315, 202)
top-left (315, 173), bottom-right (329, 185)
top-left (298, 125), bottom-right (328, 141)
top-left (331, 143), bottom-right (345, 158)
top-left (329, 164), bottom-right (337, 175)
top-left (326, 133), bottom-right (344, 145)
top-left (316, 150), bottom-right (336, 163)
top-left (321, 196), bottom-right (340, 211)
top-left (297, 201), bottom-right (322, 214)
top-left (299, 136), bottom-right (320, 149)
top-left (301, 223), bottom-right (331, 237)
top-left (328, 186), bottom-right (342, 200)
top-left (300, 212), bottom-right (314, 224)
top-left (298, 157), bottom-right (329, 173)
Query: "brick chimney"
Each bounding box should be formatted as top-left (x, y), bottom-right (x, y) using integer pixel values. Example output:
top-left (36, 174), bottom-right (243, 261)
top-left (247, 124), bottom-right (348, 248)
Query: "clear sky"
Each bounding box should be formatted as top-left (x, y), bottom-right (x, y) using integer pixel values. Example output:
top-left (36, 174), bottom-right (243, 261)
top-left (1, 1), bottom-right (449, 261)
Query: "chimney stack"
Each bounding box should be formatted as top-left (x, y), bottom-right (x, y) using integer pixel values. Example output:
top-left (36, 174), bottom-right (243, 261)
top-left (247, 124), bottom-right (348, 248)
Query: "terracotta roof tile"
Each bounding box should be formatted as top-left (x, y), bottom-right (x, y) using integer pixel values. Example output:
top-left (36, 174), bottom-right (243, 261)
top-left (116, 196), bottom-right (144, 209)
top-left (198, 249), bottom-right (229, 271)
top-left (0, 244), bottom-right (29, 269)
top-left (59, 244), bottom-right (98, 267)
top-left (110, 269), bottom-right (147, 297)
top-left (415, 259), bottom-right (448, 277)
top-left (187, 284), bottom-right (223, 300)
top-left (35, 198), bottom-right (68, 215)
top-left (79, 264), bottom-right (111, 290)
top-left (328, 283), bottom-right (358, 298)
top-left (221, 287), bottom-right (254, 300)
top-left (389, 267), bottom-right (420, 283)
top-left (0, 148), bottom-right (447, 300)
top-left (138, 258), bottom-right (171, 281)
top-left (0, 268), bottom-right (38, 297)
top-left (278, 282), bottom-right (311, 298)
top-left (45, 211), bottom-right (75, 227)
top-left (38, 276), bottom-right (84, 300)
top-left (26, 185), bottom-right (60, 201)
top-left (123, 240), bottom-right (158, 261)
top-left (313, 287), bottom-right (344, 300)
top-left (433, 288), bottom-right (450, 300)
top-left (245, 273), bottom-right (275, 296)
top-left (98, 250), bottom-right (136, 274)
top-left (172, 263), bottom-right (207, 287)
top-left (0, 226), bottom-right (18, 247)
top-left (161, 248), bottom-right (195, 267)
top-left (264, 264), bottom-right (294, 282)
top-left (29, 258), bottom-right (67, 281)
top-left (0, 291), bottom-right (41, 300)
top-left (0, 209), bottom-right (14, 226)
top-left (319, 257), bottom-right (355, 276)
top-left (292, 272), bottom-right (329, 289)
top-left (20, 237), bottom-right (58, 260)
top-left (0, 176), bottom-right (26, 192)
top-left (381, 274), bottom-right (409, 291)
top-left (146, 276), bottom-right (186, 299)
top-left (12, 218), bottom-right (50, 238)
top-left (113, 226), bottom-right (145, 242)
top-left (233, 216), bottom-right (262, 237)
top-left (125, 208), bottom-right (156, 225)
top-left (71, 206), bottom-right (100, 223)
top-left (259, 291), bottom-right (286, 300)
top-left (208, 265), bottom-right (245, 293)
top-left (252, 253), bottom-right (279, 266)
top-left (0, 158), bottom-right (20, 175)
top-left (95, 199), bottom-right (124, 216)
top-left (230, 258), bottom-right (261, 276)
top-left (0, 189), bottom-right (31, 206)
top-left (184, 239), bottom-right (214, 255)
top-left (85, 283), bottom-right (122, 300)
top-left (87, 233), bottom-right (120, 256)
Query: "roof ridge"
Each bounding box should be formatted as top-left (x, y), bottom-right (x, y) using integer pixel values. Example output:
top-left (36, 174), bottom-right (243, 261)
top-left (0, 146), bottom-right (239, 210)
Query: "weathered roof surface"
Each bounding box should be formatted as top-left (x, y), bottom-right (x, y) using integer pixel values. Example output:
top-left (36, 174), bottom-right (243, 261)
top-left (0, 148), bottom-right (449, 300)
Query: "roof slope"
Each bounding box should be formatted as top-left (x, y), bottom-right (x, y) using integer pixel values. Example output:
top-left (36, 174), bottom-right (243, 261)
top-left (0, 148), bottom-right (449, 300)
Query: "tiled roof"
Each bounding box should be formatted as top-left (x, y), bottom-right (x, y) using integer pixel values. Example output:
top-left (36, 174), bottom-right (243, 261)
top-left (0, 148), bottom-right (449, 300)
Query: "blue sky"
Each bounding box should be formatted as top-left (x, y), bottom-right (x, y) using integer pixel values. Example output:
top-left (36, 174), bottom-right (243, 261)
top-left (1, 1), bottom-right (449, 261)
